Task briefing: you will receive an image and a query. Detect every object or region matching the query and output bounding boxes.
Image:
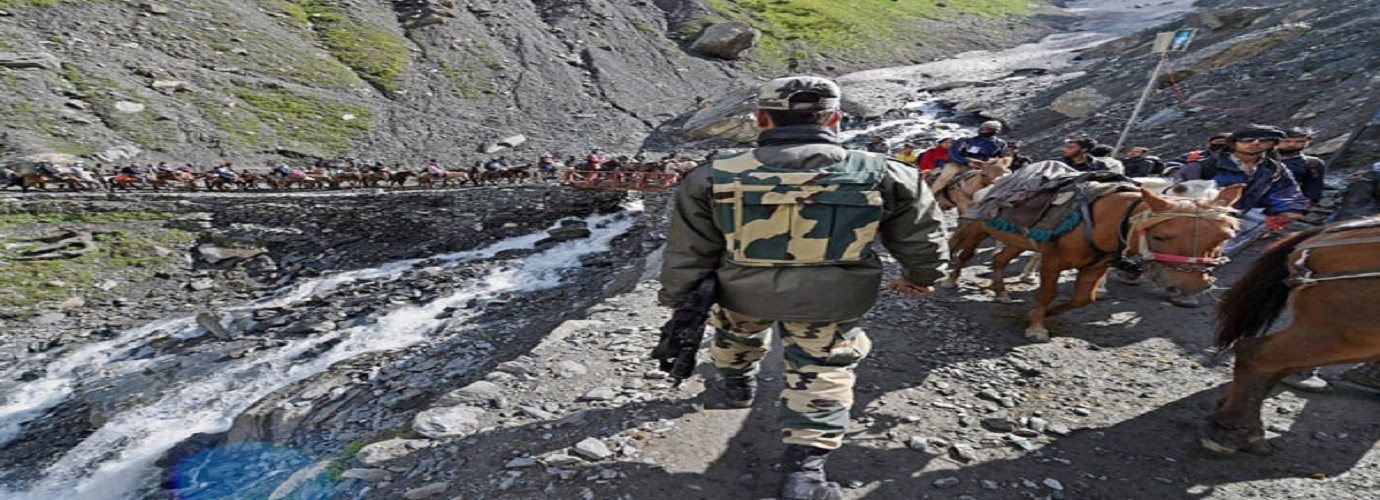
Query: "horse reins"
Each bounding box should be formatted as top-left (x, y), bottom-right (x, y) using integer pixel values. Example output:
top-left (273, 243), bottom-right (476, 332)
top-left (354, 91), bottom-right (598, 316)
top-left (1112, 199), bottom-right (1234, 275)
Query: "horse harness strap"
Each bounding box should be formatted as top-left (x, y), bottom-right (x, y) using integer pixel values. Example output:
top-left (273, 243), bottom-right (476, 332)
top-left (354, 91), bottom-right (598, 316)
top-left (1287, 235), bottom-right (1380, 288)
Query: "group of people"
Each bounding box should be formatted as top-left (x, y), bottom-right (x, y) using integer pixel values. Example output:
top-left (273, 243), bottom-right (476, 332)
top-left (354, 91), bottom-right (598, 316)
top-left (860, 120), bottom-right (1326, 232)
top-left (659, 75), bottom-right (1355, 500)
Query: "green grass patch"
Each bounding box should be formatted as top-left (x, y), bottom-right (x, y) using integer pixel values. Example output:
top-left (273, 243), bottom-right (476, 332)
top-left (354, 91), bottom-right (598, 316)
top-left (700, 0), bottom-right (1026, 70)
top-left (295, 0), bottom-right (410, 94)
top-left (438, 55), bottom-right (498, 99)
top-left (0, 212), bottom-right (175, 228)
top-left (0, 223), bottom-right (193, 309)
top-left (233, 83), bottom-right (372, 155)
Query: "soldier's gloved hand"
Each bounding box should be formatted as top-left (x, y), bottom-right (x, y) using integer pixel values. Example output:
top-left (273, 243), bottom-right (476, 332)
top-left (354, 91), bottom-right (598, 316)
top-left (888, 278), bottom-right (934, 298)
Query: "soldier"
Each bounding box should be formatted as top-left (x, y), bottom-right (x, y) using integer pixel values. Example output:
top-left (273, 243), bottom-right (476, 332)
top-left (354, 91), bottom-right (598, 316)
top-left (659, 76), bottom-right (949, 500)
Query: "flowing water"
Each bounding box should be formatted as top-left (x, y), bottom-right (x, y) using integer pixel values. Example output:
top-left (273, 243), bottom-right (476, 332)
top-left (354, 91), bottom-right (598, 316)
top-left (0, 203), bottom-right (643, 499)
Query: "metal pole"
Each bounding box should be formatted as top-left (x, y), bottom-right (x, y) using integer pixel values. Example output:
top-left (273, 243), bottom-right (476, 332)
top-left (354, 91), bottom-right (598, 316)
top-left (1113, 54), bottom-right (1168, 157)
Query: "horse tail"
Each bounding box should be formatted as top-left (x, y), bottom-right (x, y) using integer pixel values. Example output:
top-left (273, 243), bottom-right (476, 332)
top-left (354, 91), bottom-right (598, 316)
top-left (1215, 224), bottom-right (1327, 349)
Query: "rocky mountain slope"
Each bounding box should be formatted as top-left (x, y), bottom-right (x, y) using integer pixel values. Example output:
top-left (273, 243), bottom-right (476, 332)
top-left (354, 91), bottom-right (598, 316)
top-left (0, 0), bottom-right (1043, 167)
top-left (962, 0), bottom-right (1380, 166)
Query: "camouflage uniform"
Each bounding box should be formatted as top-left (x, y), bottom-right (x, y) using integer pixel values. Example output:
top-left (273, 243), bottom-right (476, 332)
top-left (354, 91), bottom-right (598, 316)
top-left (709, 307), bottom-right (871, 449)
top-left (659, 78), bottom-right (949, 452)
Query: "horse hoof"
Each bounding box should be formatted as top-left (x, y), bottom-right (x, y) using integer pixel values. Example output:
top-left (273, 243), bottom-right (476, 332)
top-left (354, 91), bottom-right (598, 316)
top-left (1198, 434), bottom-right (1239, 456)
top-left (936, 280), bottom-right (958, 290)
top-left (1023, 329), bottom-right (1050, 343)
top-left (1020, 276), bottom-right (1038, 284)
top-left (996, 295), bottom-right (1017, 304)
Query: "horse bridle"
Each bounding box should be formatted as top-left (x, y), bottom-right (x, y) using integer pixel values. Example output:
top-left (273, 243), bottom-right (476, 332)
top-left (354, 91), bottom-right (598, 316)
top-left (1113, 200), bottom-right (1235, 275)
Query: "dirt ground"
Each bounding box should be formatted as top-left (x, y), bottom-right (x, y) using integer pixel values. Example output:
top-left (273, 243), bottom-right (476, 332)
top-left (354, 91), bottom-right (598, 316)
top-left (370, 231), bottom-right (1380, 500)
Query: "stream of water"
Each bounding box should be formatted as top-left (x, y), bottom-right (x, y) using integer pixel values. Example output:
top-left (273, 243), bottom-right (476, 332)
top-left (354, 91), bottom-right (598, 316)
top-left (0, 204), bottom-right (642, 500)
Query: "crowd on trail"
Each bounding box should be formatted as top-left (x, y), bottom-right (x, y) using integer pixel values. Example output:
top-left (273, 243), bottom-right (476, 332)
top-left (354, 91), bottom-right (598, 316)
top-left (657, 74), bottom-right (1380, 500)
top-left (854, 121), bottom-right (1329, 207)
top-left (0, 148), bottom-right (722, 193)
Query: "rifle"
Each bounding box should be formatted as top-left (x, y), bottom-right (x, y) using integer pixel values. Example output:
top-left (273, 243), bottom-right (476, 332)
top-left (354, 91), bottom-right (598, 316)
top-left (651, 274), bottom-right (718, 387)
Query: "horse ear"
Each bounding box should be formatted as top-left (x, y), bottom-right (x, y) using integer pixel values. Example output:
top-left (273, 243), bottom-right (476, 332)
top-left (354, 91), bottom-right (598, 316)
top-left (1140, 188), bottom-right (1174, 212)
top-left (1214, 183), bottom-right (1246, 207)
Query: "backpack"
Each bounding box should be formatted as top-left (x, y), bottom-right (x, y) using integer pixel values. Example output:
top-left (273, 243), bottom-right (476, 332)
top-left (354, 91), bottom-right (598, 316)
top-left (710, 151), bottom-right (886, 266)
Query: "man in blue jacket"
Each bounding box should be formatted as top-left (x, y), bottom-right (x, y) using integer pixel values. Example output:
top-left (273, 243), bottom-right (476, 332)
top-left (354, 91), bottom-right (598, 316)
top-left (1172, 125), bottom-right (1309, 220)
top-left (931, 120), bottom-right (1007, 193)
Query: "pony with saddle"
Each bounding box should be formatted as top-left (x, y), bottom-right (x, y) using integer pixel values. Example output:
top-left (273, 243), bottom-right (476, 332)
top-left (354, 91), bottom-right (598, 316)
top-left (947, 161), bottom-right (1243, 342)
top-left (932, 157), bottom-right (1013, 214)
top-left (1203, 182), bottom-right (1380, 454)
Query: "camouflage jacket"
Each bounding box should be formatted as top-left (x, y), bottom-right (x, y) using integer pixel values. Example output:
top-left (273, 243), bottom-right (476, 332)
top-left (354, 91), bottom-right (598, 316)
top-left (659, 141), bottom-right (949, 322)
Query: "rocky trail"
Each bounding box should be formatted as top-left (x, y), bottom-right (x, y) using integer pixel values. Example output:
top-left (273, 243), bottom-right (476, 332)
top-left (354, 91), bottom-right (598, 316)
top-left (321, 236), bottom-right (1380, 500)
top-left (2, 0), bottom-right (1379, 498)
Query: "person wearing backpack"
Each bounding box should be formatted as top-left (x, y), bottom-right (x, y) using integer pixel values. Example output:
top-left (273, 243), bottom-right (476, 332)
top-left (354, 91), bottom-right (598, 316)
top-left (1278, 127), bottom-right (1327, 204)
top-left (660, 76), bottom-right (947, 500)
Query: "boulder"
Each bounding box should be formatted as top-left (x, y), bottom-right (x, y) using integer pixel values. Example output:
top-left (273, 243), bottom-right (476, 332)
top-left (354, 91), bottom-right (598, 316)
top-left (195, 312), bottom-right (234, 340)
top-left (436, 380), bottom-right (502, 406)
top-left (403, 482), bottom-right (450, 500)
top-left (151, 79), bottom-right (189, 91)
top-left (354, 438), bottom-right (430, 466)
top-left (0, 52), bottom-right (60, 70)
top-left (92, 145), bottom-right (143, 163)
top-left (113, 101), bottom-right (146, 114)
top-left (1049, 87), bottom-right (1112, 119)
top-left (143, 3), bottom-right (171, 15)
top-left (692, 22), bottom-right (760, 60)
top-left (412, 405), bottom-right (485, 439)
top-left (677, 86), bottom-right (758, 143)
top-left (197, 244), bottom-right (267, 264)
top-left (339, 468), bottom-right (391, 482)
top-left (479, 134), bottom-right (527, 153)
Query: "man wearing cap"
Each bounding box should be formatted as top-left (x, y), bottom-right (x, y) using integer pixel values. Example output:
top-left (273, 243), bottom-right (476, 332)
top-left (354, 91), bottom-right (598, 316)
top-left (660, 76), bottom-right (948, 500)
top-left (1171, 126), bottom-right (1309, 308)
top-left (1173, 125), bottom-right (1309, 217)
top-left (1278, 127), bottom-right (1327, 204)
top-left (933, 120), bottom-right (1008, 193)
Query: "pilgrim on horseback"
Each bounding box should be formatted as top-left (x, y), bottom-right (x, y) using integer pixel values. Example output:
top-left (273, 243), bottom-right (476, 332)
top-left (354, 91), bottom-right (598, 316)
top-left (1170, 125), bottom-right (1311, 307)
top-left (931, 120), bottom-right (1008, 193)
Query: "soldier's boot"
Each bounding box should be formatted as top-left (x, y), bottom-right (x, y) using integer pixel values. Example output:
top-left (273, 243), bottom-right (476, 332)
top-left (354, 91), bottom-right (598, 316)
top-left (779, 445), bottom-right (843, 500)
top-left (707, 375), bottom-right (756, 409)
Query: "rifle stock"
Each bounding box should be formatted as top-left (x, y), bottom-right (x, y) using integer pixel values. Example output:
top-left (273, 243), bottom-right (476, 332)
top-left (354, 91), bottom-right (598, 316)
top-left (651, 275), bottom-right (718, 386)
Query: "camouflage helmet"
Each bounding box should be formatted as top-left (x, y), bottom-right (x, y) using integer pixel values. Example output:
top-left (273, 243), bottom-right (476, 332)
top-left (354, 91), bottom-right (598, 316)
top-left (758, 76), bottom-right (842, 111)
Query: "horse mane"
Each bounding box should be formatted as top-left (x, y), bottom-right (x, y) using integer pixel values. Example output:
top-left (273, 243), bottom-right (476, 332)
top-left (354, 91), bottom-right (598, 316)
top-left (1215, 224), bottom-right (1329, 349)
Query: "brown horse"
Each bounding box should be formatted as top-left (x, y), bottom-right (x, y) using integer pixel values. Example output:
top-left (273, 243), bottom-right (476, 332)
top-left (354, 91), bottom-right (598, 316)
top-left (418, 170), bottom-right (470, 188)
top-left (11, 173), bottom-right (76, 192)
top-left (150, 170), bottom-right (198, 192)
top-left (388, 171), bottom-right (414, 188)
top-left (1202, 216), bottom-right (1380, 455)
top-left (933, 157), bottom-right (1013, 214)
top-left (947, 185), bottom-right (1244, 342)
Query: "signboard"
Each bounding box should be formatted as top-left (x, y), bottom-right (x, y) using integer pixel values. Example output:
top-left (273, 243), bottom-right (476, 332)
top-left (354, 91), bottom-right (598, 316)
top-left (1152, 29), bottom-right (1197, 53)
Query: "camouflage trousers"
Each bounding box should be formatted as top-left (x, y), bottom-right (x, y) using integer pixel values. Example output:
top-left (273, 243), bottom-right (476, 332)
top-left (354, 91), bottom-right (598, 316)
top-left (709, 306), bottom-right (872, 450)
